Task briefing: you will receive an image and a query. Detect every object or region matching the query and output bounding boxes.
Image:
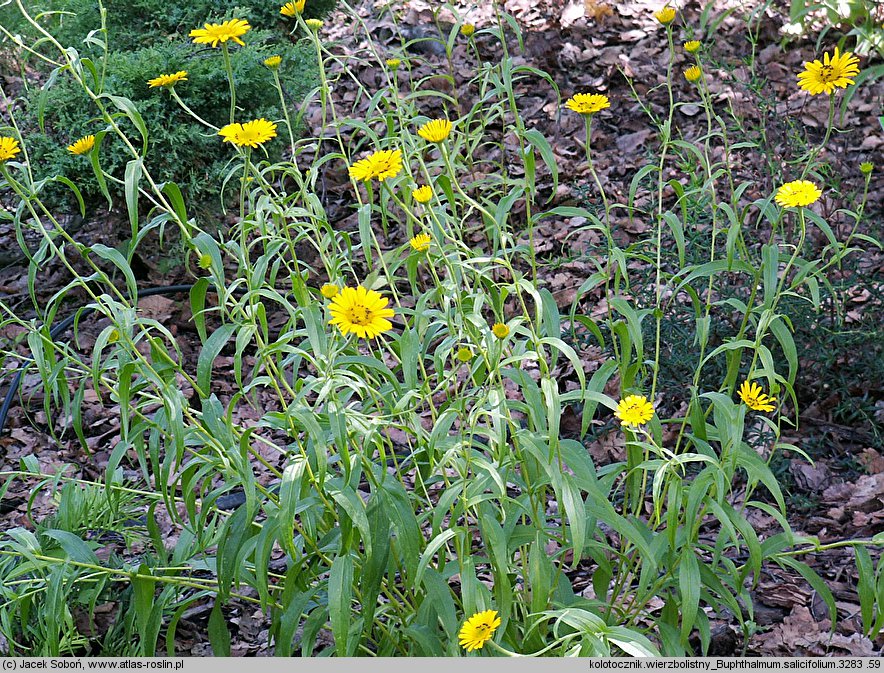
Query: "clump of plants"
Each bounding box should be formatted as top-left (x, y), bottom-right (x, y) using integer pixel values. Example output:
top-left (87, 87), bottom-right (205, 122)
top-left (0, 0), bottom-right (882, 658)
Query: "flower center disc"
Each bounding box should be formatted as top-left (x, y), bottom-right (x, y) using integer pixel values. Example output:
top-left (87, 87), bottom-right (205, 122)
top-left (819, 64), bottom-right (834, 82)
top-left (347, 304), bottom-right (372, 326)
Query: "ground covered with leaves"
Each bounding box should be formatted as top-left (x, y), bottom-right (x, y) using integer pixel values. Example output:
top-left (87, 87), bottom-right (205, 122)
top-left (1, 0), bottom-right (883, 658)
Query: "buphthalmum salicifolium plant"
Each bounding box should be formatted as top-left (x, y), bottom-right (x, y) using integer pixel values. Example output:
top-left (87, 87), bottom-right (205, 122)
top-left (0, 0), bottom-right (882, 657)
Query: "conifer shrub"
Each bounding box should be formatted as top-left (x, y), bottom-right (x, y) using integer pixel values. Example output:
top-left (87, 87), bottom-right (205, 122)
top-left (19, 36), bottom-right (316, 209)
top-left (3, 0), bottom-right (334, 211)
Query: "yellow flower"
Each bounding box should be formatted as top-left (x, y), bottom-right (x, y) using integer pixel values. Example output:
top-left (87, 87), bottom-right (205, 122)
top-left (565, 93), bottom-right (610, 115)
top-left (410, 233), bottom-right (431, 252)
top-left (218, 119), bottom-right (278, 148)
top-left (738, 380), bottom-right (777, 412)
top-left (797, 47), bottom-right (860, 95)
top-left (0, 136), bottom-right (21, 163)
top-left (458, 610), bottom-right (501, 652)
top-left (412, 185), bottom-right (433, 203)
top-left (147, 71), bottom-right (188, 88)
top-left (860, 162), bottom-right (873, 175)
top-left (320, 283), bottom-right (340, 299)
top-left (775, 180), bottom-right (822, 208)
top-left (263, 55), bottom-right (282, 69)
top-left (328, 286), bottom-right (395, 339)
top-left (67, 135), bottom-right (95, 155)
top-left (491, 322), bottom-right (510, 339)
top-left (189, 19), bottom-right (251, 48)
top-left (305, 18), bottom-right (323, 30)
top-left (280, 0), bottom-right (305, 16)
top-left (654, 6), bottom-right (677, 24)
top-left (348, 149), bottom-right (403, 182)
top-left (460, 23), bottom-right (476, 37)
top-left (684, 65), bottom-right (702, 83)
top-left (386, 58), bottom-right (401, 69)
top-left (417, 119), bottom-right (452, 143)
top-left (684, 40), bottom-right (701, 53)
top-left (197, 253), bottom-right (213, 269)
top-left (456, 346), bottom-right (473, 362)
top-left (615, 394), bottom-right (655, 428)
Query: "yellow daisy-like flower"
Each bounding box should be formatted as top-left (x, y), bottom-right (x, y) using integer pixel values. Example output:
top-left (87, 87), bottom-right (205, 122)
top-left (860, 162), bottom-right (873, 175)
top-left (0, 136), bottom-right (21, 163)
top-left (797, 47), bottom-right (860, 95)
top-left (565, 93), bottom-right (610, 116)
top-left (738, 380), bottom-right (777, 412)
top-left (615, 394), bottom-right (655, 428)
top-left (460, 23), bottom-right (476, 37)
top-left (305, 18), bottom-right (323, 30)
top-left (412, 185), bottom-right (433, 203)
top-left (684, 40), bottom-right (701, 53)
top-left (348, 149), bottom-right (403, 182)
top-left (328, 286), bottom-right (395, 339)
top-left (410, 233), bottom-right (432, 252)
top-left (263, 55), bottom-right (282, 69)
top-left (458, 610), bottom-right (501, 652)
top-left (775, 180), bottom-right (822, 208)
top-left (684, 65), bottom-right (702, 83)
top-left (197, 252), bottom-right (213, 270)
top-left (386, 58), bottom-right (401, 69)
top-left (456, 346), bottom-right (473, 363)
top-left (218, 119), bottom-right (278, 148)
top-left (147, 71), bottom-right (188, 88)
top-left (67, 135), bottom-right (95, 155)
top-left (654, 6), bottom-right (677, 24)
top-left (320, 283), bottom-right (340, 299)
top-left (491, 322), bottom-right (510, 339)
top-left (190, 19), bottom-right (250, 48)
top-left (417, 119), bottom-right (452, 143)
top-left (280, 0), bottom-right (305, 17)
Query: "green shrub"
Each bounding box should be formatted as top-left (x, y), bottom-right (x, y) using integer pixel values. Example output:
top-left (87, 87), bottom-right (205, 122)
top-left (1, 0), bottom-right (334, 212)
top-left (1, 0), bottom-right (336, 54)
top-left (18, 34), bottom-right (317, 210)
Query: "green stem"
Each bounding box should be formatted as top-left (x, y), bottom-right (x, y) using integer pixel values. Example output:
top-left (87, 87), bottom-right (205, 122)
top-left (485, 639), bottom-right (523, 657)
top-left (0, 550), bottom-right (279, 609)
top-left (222, 43), bottom-right (236, 125)
top-left (240, 148), bottom-right (251, 222)
top-left (584, 116), bottom-right (620, 366)
top-left (776, 538), bottom-right (880, 557)
top-left (272, 70), bottom-right (297, 157)
top-left (650, 26), bottom-right (677, 401)
top-left (799, 95), bottom-right (835, 180)
top-left (170, 88), bottom-right (216, 130)
top-left (584, 117), bottom-right (610, 227)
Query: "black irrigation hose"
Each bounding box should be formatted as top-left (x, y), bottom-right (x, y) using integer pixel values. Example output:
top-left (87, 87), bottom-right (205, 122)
top-left (0, 282), bottom-right (417, 511)
top-left (0, 282), bottom-right (412, 434)
top-left (0, 284), bottom-right (201, 435)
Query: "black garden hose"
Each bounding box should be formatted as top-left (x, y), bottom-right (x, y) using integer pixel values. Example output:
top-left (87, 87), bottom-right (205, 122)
top-left (0, 284), bottom-right (201, 435)
top-left (0, 282), bottom-right (412, 434)
top-left (0, 282), bottom-right (416, 511)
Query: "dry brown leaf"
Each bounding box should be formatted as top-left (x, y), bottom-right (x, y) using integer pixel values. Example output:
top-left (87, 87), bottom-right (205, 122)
top-left (138, 294), bottom-right (176, 322)
top-left (859, 448), bottom-right (884, 474)
top-left (583, 0), bottom-right (613, 21)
